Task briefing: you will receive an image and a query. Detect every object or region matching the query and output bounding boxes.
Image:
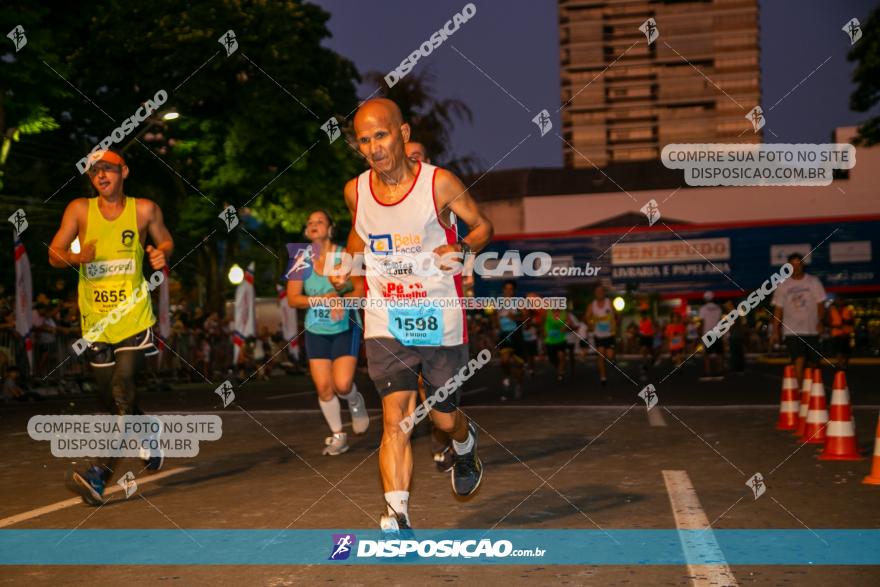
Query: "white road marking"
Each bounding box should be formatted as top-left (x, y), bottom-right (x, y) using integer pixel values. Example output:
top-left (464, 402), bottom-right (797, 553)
top-left (266, 390), bottom-right (315, 400)
top-left (460, 386), bottom-right (489, 396)
top-left (663, 470), bottom-right (738, 587)
top-left (267, 386), bottom-right (490, 401)
top-left (151, 405), bottom-right (880, 415)
top-left (0, 466), bottom-right (193, 529)
top-left (648, 408), bottom-right (668, 426)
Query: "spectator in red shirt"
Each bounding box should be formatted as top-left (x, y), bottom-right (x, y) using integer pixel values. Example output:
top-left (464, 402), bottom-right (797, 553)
top-left (664, 312), bottom-right (686, 366)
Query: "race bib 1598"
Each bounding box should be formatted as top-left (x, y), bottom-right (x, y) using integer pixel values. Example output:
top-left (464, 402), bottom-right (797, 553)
top-left (388, 305), bottom-right (443, 346)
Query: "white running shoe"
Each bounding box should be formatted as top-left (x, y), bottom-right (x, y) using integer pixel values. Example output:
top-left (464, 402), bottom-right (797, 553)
top-left (323, 432), bottom-right (349, 456)
top-left (347, 390), bottom-right (370, 434)
top-left (380, 513), bottom-right (413, 538)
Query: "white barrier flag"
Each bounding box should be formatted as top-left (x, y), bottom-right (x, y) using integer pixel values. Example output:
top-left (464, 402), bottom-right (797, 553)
top-left (233, 262), bottom-right (256, 364)
top-left (277, 283), bottom-right (300, 361)
top-left (13, 237), bottom-right (33, 370)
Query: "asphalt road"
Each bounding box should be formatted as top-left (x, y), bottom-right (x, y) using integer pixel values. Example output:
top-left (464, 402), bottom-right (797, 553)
top-left (1, 356), bottom-right (879, 585)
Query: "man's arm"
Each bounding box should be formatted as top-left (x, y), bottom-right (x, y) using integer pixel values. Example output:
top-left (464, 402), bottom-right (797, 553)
top-left (434, 168), bottom-right (493, 255)
top-left (48, 199), bottom-right (91, 268)
top-left (144, 200), bottom-right (174, 270)
top-left (814, 279), bottom-right (827, 334)
top-left (773, 306), bottom-right (784, 342)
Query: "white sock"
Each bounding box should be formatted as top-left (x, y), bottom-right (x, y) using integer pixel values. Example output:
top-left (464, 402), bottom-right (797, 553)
top-left (453, 430), bottom-right (474, 455)
top-left (385, 490), bottom-right (409, 518)
top-left (338, 382), bottom-right (359, 403)
top-left (319, 395), bottom-right (343, 433)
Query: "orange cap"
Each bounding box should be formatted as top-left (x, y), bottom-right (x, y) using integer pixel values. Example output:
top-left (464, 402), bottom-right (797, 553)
top-left (87, 149), bottom-right (126, 169)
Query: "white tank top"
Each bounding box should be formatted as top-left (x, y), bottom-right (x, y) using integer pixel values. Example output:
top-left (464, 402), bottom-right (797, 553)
top-left (354, 162), bottom-right (466, 346)
top-left (591, 298), bottom-right (615, 336)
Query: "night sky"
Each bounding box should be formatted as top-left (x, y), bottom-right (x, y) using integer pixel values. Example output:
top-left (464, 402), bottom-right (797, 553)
top-left (311, 0), bottom-right (878, 171)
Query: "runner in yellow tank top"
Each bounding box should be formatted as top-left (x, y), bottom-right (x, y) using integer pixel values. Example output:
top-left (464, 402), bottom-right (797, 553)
top-left (77, 180), bottom-right (156, 343)
top-left (49, 149), bottom-right (174, 506)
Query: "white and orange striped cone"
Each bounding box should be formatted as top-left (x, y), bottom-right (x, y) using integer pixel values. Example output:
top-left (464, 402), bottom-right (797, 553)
top-left (795, 367), bottom-right (813, 437)
top-left (820, 371), bottom-right (861, 460)
top-left (863, 411), bottom-right (880, 485)
top-left (802, 368), bottom-right (828, 444)
top-left (776, 365), bottom-right (799, 431)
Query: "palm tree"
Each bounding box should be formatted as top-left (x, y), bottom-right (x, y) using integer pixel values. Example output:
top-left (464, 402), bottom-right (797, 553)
top-left (363, 68), bottom-right (480, 175)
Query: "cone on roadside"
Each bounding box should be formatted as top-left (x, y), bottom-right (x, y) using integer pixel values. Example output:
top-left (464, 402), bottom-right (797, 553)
top-left (863, 411), bottom-right (880, 485)
top-left (795, 367), bottom-right (813, 437)
top-left (820, 371), bottom-right (861, 460)
top-left (776, 365), bottom-right (799, 431)
top-left (802, 368), bottom-right (828, 444)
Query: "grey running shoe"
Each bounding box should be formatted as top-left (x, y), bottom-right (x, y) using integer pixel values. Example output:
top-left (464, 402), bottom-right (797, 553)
top-left (347, 391), bottom-right (370, 434)
top-left (323, 432), bottom-right (349, 456)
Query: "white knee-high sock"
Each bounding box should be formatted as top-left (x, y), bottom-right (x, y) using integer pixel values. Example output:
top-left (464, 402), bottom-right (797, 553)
top-left (338, 381), bottom-right (359, 402)
top-left (319, 395), bottom-right (343, 433)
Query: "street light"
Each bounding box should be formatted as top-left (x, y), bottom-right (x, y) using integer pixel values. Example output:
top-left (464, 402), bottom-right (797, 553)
top-left (121, 110), bottom-right (181, 153)
top-left (70, 237), bottom-right (81, 254)
top-left (612, 296), bottom-right (625, 312)
top-left (228, 264), bottom-right (244, 285)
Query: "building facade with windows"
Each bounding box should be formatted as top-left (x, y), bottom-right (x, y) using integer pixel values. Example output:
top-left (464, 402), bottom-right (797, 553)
top-left (559, 0), bottom-right (761, 167)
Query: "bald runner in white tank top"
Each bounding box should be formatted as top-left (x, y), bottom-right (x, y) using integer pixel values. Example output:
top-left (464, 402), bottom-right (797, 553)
top-left (354, 161), bottom-right (467, 347)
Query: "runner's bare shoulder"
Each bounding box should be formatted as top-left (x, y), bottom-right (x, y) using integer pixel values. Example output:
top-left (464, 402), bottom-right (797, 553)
top-left (135, 197), bottom-right (160, 219)
top-left (432, 167), bottom-right (470, 202)
top-left (64, 198), bottom-right (90, 221)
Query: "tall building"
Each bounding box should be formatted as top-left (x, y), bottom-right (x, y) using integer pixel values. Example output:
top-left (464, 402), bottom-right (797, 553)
top-left (559, 0), bottom-right (761, 168)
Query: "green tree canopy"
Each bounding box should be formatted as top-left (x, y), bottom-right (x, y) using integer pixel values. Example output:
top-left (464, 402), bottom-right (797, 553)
top-left (3, 0), bottom-right (362, 307)
top-left (848, 6), bottom-right (880, 145)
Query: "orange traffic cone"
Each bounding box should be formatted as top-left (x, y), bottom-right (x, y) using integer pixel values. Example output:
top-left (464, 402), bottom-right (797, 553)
top-left (795, 367), bottom-right (813, 437)
top-left (820, 371), bottom-right (860, 460)
top-left (863, 411), bottom-right (880, 485)
top-left (802, 368), bottom-right (828, 444)
top-left (776, 365), bottom-right (799, 431)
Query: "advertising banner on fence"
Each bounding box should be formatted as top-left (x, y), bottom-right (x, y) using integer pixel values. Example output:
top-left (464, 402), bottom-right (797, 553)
top-left (477, 216), bottom-right (879, 297)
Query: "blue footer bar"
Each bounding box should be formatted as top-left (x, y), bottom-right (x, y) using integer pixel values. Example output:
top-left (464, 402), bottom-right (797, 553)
top-left (2, 530), bottom-right (879, 565)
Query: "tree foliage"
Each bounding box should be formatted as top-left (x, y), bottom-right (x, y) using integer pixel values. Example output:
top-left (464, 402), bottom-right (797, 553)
top-left (848, 6), bottom-right (880, 146)
top-left (2, 0), bottom-right (362, 307)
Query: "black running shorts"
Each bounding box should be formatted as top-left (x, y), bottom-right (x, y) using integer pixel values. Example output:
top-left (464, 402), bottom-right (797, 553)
top-left (86, 328), bottom-right (156, 367)
top-left (365, 338), bottom-right (469, 413)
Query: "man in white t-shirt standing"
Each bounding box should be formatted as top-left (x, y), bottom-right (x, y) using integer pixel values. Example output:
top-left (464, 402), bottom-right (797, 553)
top-left (698, 292), bottom-right (724, 381)
top-left (772, 253), bottom-right (826, 385)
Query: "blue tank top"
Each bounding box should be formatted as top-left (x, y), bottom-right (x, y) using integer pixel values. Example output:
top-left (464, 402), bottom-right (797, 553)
top-left (303, 246), bottom-right (361, 335)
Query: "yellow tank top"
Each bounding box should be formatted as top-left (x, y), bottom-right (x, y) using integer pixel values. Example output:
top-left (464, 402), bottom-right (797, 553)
top-left (78, 196), bottom-right (155, 343)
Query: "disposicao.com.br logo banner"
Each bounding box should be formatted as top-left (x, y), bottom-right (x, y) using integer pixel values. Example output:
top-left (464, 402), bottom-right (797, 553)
top-left (3, 530), bottom-right (880, 565)
top-left (328, 531), bottom-right (545, 561)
